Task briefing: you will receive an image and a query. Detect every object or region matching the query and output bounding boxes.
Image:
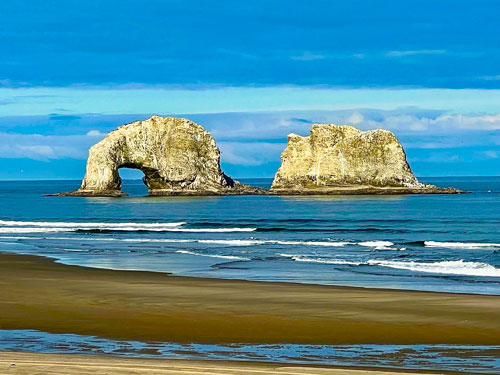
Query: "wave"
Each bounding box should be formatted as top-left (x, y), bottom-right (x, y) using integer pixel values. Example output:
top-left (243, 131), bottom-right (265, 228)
top-left (0, 235), bottom-right (350, 247)
top-left (7, 233), bottom-right (498, 253)
top-left (369, 259), bottom-right (500, 277)
top-left (424, 241), bottom-right (500, 249)
top-left (0, 235), bottom-right (357, 248)
top-left (176, 239), bottom-right (351, 246)
top-left (275, 240), bottom-right (352, 247)
top-left (175, 250), bottom-right (249, 260)
top-left (0, 220), bottom-right (256, 233)
top-left (198, 239), bottom-right (263, 246)
top-left (257, 227), bottom-right (413, 233)
top-left (0, 220), bottom-right (185, 228)
top-left (358, 241), bottom-right (394, 249)
top-left (0, 228), bottom-right (76, 233)
top-left (196, 239), bottom-right (352, 247)
top-left (279, 253), bottom-right (500, 277)
top-left (0, 227), bottom-right (256, 233)
top-left (166, 228), bottom-right (256, 233)
top-left (279, 253), bottom-right (361, 265)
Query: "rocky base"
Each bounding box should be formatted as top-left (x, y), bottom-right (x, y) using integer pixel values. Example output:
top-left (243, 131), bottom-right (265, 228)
top-left (269, 185), bottom-right (466, 195)
top-left (148, 183), bottom-right (268, 196)
top-left (48, 184), bottom-right (465, 197)
top-left (48, 183), bottom-right (268, 197)
top-left (47, 190), bottom-right (129, 197)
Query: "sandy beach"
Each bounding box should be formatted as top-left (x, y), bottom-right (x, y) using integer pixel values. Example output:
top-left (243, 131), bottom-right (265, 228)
top-left (0, 252), bottom-right (499, 345)
top-left (0, 351), bottom-right (456, 375)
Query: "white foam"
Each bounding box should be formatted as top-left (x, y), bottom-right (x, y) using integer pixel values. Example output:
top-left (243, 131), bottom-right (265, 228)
top-left (0, 235), bottom-right (356, 247)
top-left (168, 228), bottom-right (257, 232)
top-left (279, 253), bottom-right (361, 265)
top-left (0, 236), bottom-right (39, 240)
top-left (358, 241), bottom-right (394, 250)
top-left (198, 239), bottom-right (263, 246)
top-left (358, 241), bottom-right (394, 247)
top-left (424, 241), bottom-right (500, 249)
top-left (368, 259), bottom-right (500, 277)
top-left (198, 240), bottom-right (351, 247)
top-left (0, 226), bottom-right (256, 233)
top-left (0, 220), bottom-right (186, 228)
top-left (275, 240), bottom-right (352, 247)
top-left (122, 238), bottom-right (192, 243)
top-left (175, 250), bottom-right (249, 260)
top-left (0, 228), bottom-right (72, 233)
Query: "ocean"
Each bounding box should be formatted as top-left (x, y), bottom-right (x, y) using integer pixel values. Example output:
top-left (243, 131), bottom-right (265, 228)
top-left (0, 176), bottom-right (499, 295)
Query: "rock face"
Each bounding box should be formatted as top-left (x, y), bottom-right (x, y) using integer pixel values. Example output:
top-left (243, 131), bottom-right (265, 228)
top-left (59, 116), bottom-right (265, 196)
top-left (271, 124), bottom-right (460, 194)
top-left (54, 117), bottom-right (462, 197)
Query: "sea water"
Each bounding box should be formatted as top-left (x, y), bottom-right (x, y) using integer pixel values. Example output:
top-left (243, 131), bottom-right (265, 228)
top-left (0, 330), bottom-right (499, 374)
top-left (0, 177), bottom-right (499, 295)
top-left (1, 177), bottom-right (499, 372)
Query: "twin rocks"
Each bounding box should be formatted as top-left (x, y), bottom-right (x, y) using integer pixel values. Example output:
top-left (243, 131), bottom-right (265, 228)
top-left (59, 115), bottom-right (461, 197)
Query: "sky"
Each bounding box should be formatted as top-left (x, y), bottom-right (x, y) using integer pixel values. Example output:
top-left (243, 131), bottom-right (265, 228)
top-left (0, 0), bottom-right (499, 179)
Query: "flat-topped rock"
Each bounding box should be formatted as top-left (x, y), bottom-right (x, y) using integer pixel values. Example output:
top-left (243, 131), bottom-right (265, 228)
top-left (271, 124), bottom-right (463, 194)
top-left (56, 116), bottom-right (266, 197)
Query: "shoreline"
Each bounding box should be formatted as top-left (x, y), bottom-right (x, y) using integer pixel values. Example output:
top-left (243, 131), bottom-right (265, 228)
top-left (0, 351), bottom-right (473, 375)
top-left (1, 252), bottom-right (499, 345)
top-left (7, 251), bottom-right (499, 298)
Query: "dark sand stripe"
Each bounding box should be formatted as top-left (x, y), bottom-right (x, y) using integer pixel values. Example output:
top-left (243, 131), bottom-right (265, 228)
top-left (0, 253), bottom-right (499, 345)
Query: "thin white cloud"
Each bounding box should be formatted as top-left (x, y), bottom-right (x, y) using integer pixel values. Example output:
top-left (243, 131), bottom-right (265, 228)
top-left (346, 112), bottom-right (364, 125)
top-left (474, 150), bottom-right (499, 159)
top-left (0, 108), bottom-right (499, 164)
top-left (408, 153), bottom-right (461, 163)
top-left (219, 142), bottom-right (285, 166)
top-left (0, 132), bottom-right (105, 160)
top-left (351, 112), bottom-right (500, 133)
top-left (436, 113), bottom-right (500, 130)
top-left (18, 145), bottom-right (55, 158)
top-left (479, 75), bottom-right (500, 81)
top-left (386, 49), bottom-right (446, 57)
top-left (290, 52), bottom-right (325, 61)
top-left (86, 130), bottom-right (105, 136)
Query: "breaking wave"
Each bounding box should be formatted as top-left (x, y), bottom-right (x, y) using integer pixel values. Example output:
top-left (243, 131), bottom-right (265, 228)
top-left (358, 241), bottom-right (394, 249)
top-left (424, 241), bottom-right (500, 249)
top-left (175, 250), bottom-right (249, 260)
top-left (279, 253), bottom-right (361, 265)
top-left (0, 236), bottom-right (353, 247)
top-left (279, 255), bottom-right (500, 277)
top-left (369, 259), bottom-right (500, 277)
top-left (0, 220), bottom-right (185, 228)
top-left (0, 220), bottom-right (256, 233)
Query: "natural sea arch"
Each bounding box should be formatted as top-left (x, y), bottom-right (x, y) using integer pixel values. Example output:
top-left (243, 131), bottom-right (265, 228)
top-left (65, 116), bottom-right (258, 197)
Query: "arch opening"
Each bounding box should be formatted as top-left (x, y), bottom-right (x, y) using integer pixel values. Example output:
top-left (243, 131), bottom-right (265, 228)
top-left (117, 166), bottom-right (148, 196)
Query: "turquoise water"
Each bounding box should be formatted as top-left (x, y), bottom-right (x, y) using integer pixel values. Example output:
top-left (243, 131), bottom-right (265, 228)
top-left (0, 177), bottom-right (499, 294)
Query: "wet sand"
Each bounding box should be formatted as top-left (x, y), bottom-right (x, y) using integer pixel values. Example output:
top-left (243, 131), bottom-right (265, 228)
top-left (0, 252), bottom-right (500, 345)
top-left (0, 351), bottom-right (450, 375)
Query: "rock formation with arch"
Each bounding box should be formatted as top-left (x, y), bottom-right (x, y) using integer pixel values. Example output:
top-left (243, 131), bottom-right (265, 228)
top-left (59, 115), bottom-right (264, 196)
top-left (56, 117), bottom-right (462, 197)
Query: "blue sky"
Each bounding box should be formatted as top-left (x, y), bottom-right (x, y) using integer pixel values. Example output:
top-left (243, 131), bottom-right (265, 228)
top-left (0, 1), bottom-right (499, 179)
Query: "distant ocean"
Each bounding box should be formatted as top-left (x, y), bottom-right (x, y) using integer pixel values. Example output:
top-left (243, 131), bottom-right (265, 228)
top-left (0, 176), bottom-right (499, 295)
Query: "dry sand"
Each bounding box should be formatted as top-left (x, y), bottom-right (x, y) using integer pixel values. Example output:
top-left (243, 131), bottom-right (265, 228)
top-left (1, 252), bottom-right (499, 345)
top-left (0, 351), bottom-right (445, 375)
